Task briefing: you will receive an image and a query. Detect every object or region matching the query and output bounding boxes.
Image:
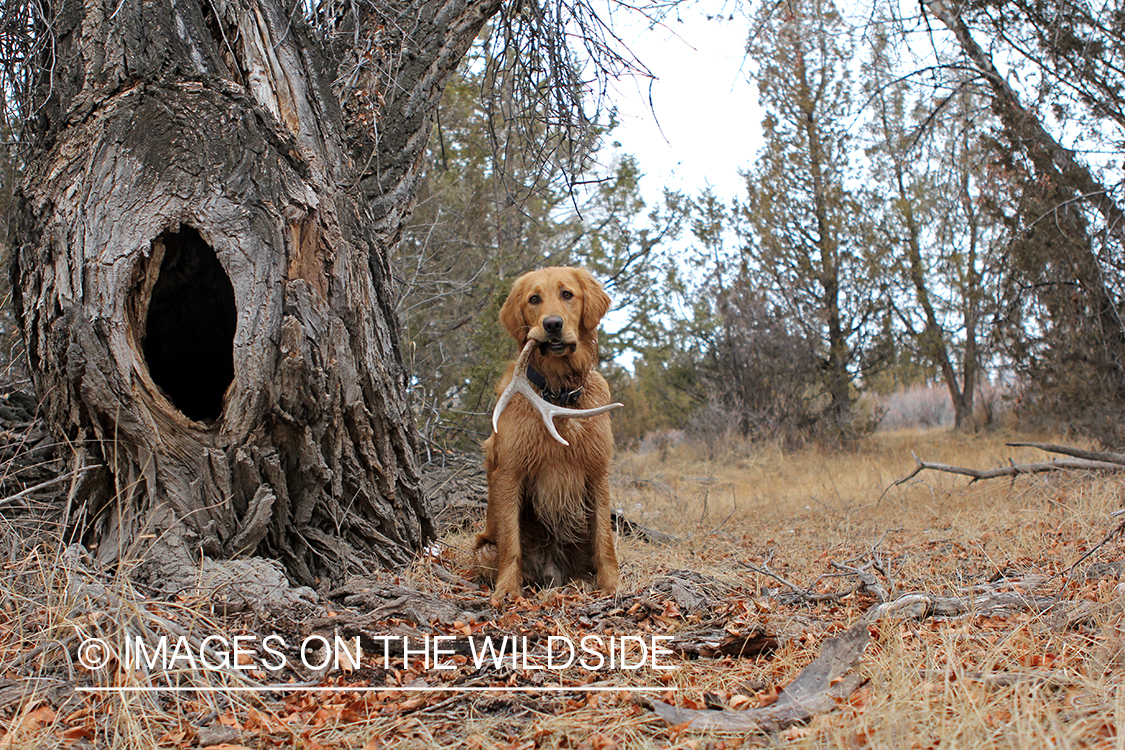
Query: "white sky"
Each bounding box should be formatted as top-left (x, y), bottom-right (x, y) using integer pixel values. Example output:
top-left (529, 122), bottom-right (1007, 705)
top-left (599, 9), bottom-right (764, 206)
top-left (582, 8), bottom-right (764, 361)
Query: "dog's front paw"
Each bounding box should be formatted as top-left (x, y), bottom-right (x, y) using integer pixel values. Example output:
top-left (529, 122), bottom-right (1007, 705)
top-left (490, 585), bottom-right (521, 609)
top-left (491, 571), bottom-right (523, 608)
top-left (597, 569), bottom-right (621, 596)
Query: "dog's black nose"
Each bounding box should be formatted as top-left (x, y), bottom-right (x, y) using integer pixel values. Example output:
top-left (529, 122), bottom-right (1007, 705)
top-left (543, 316), bottom-right (564, 336)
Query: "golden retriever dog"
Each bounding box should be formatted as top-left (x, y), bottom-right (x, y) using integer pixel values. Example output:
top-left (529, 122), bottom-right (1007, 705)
top-left (476, 267), bottom-right (622, 605)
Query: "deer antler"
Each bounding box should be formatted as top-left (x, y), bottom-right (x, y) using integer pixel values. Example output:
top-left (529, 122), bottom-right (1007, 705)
top-left (492, 339), bottom-right (623, 447)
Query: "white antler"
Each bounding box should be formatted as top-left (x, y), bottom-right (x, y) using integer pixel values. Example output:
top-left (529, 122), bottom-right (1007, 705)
top-left (492, 339), bottom-right (623, 446)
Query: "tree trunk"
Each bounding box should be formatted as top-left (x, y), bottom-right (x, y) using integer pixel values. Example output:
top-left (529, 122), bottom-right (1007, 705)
top-left (956, 156), bottom-right (981, 430)
top-left (12, 0), bottom-right (498, 587)
top-left (795, 35), bottom-right (852, 428)
top-left (892, 150), bottom-right (970, 429)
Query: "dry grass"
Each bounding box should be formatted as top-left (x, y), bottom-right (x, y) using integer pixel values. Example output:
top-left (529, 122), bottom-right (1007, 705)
top-left (605, 428), bottom-right (1125, 749)
top-left (2, 428), bottom-right (1123, 749)
top-left (0, 530), bottom-right (292, 750)
top-left (614, 429), bottom-right (1118, 578)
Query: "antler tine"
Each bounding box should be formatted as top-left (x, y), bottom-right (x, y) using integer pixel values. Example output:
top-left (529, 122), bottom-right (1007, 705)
top-left (492, 340), bottom-right (623, 447)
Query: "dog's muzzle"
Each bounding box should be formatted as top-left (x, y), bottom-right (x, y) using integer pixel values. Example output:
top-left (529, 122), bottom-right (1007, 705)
top-left (539, 341), bottom-right (577, 356)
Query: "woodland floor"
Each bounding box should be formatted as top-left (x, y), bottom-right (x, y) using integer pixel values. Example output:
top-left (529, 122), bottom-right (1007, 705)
top-left (0, 389), bottom-right (1123, 749)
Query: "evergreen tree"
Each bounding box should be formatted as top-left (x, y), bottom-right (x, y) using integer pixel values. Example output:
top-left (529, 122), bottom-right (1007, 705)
top-left (398, 69), bottom-right (683, 451)
top-left (738, 0), bottom-right (878, 435)
top-left (922, 0), bottom-right (1125, 443)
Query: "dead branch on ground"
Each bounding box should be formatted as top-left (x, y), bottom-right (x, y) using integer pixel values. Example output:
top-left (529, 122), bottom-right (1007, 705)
top-left (895, 454), bottom-right (1124, 486)
top-left (744, 533), bottom-right (900, 606)
top-left (651, 620), bottom-right (870, 732)
top-left (1005, 442), bottom-right (1125, 466)
top-left (830, 561), bottom-right (891, 602)
top-left (869, 585), bottom-right (1059, 622)
top-left (741, 562), bottom-right (860, 605)
top-left (882, 442), bottom-right (1125, 503)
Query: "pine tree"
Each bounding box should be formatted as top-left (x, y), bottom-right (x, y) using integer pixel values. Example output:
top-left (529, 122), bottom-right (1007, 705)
top-left (738, 0), bottom-right (876, 434)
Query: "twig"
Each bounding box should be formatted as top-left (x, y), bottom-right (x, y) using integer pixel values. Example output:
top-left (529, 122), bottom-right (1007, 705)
top-left (743, 563), bottom-right (859, 604)
top-left (741, 562), bottom-right (804, 594)
top-left (830, 561), bottom-right (890, 602)
top-left (0, 465), bottom-right (101, 509)
top-left (708, 506), bottom-right (738, 536)
top-left (917, 669), bottom-right (1072, 689)
top-left (869, 528), bottom-right (902, 597)
top-left (611, 511), bottom-right (676, 545)
top-left (1055, 515), bottom-right (1125, 600)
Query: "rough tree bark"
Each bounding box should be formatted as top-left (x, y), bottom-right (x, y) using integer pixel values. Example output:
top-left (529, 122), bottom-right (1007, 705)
top-left (11, 0), bottom-right (500, 587)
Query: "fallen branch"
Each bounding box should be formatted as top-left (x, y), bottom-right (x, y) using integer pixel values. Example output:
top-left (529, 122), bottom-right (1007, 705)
top-left (887, 452), bottom-right (1125, 492)
top-left (1006, 442), bottom-right (1125, 466)
top-left (741, 562), bottom-right (805, 595)
top-left (1059, 515), bottom-right (1125, 588)
top-left (741, 562), bottom-right (857, 604)
top-left (869, 588), bottom-right (1058, 622)
top-left (611, 510), bottom-right (677, 545)
top-left (830, 561), bottom-right (890, 602)
top-left (917, 669), bottom-right (1072, 690)
top-left (0, 465), bottom-right (101, 509)
top-left (651, 620), bottom-right (870, 733)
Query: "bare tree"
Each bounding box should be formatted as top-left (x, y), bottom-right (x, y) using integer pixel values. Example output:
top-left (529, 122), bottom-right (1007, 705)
top-left (740, 0), bottom-right (876, 433)
top-left (864, 31), bottom-right (995, 430)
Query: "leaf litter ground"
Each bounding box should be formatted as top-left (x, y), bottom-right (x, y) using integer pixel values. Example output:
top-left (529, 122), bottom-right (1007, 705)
top-left (1, 421), bottom-right (1124, 749)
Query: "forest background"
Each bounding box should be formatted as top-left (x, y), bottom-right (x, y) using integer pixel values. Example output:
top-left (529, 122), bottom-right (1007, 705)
top-left (356, 0), bottom-right (1125, 455)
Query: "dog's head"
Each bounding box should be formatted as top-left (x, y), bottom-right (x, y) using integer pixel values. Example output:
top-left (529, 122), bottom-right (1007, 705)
top-left (500, 267), bottom-right (611, 358)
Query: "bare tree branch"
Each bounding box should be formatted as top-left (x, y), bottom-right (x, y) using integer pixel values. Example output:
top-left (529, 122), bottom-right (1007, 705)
top-left (1005, 441), bottom-right (1125, 466)
top-left (888, 451), bottom-right (1125, 490)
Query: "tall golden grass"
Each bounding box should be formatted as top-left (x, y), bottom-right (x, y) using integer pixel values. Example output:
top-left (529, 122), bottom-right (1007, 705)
top-left (613, 429), bottom-right (1104, 576)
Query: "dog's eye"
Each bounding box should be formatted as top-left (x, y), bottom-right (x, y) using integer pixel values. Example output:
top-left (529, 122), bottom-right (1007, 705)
top-left (561, 290), bottom-right (573, 300)
top-left (529, 295), bottom-right (541, 305)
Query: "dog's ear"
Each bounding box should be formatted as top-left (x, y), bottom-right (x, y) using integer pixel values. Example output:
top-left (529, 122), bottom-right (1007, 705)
top-left (577, 268), bottom-right (611, 332)
top-left (499, 276), bottom-right (528, 343)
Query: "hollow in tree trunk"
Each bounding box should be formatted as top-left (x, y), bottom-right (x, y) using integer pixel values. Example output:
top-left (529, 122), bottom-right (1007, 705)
top-left (11, 0), bottom-right (500, 587)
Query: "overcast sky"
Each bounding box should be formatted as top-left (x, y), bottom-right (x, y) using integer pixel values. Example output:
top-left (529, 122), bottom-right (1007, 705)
top-left (600, 8), bottom-right (764, 206)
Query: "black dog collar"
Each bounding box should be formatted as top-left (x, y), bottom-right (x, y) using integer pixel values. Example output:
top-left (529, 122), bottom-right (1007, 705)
top-left (526, 365), bottom-right (584, 406)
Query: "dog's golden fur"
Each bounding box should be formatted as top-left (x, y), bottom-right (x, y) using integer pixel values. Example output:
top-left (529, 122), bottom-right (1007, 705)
top-left (476, 267), bottom-right (620, 604)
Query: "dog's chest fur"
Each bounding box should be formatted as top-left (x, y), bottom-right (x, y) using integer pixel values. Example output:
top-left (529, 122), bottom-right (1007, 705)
top-left (494, 390), bottom-right (611, 542)
top-left (524, 459), bottom-right (591, 543)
